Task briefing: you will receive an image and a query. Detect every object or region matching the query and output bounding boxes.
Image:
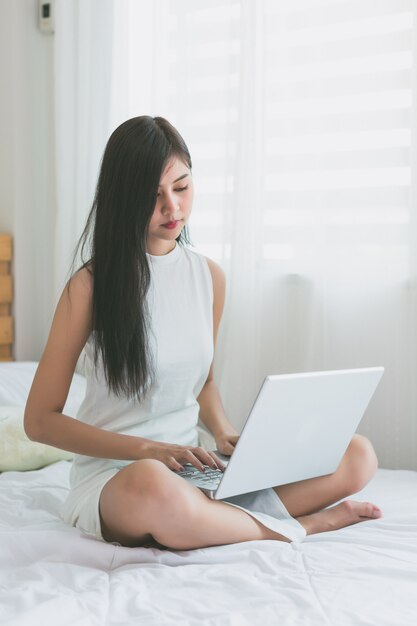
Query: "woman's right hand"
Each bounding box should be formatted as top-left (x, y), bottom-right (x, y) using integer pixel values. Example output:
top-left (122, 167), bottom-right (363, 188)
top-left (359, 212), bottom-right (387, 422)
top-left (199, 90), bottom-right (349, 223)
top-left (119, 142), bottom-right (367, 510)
top-left (142, 440), bottom-right (226, 473)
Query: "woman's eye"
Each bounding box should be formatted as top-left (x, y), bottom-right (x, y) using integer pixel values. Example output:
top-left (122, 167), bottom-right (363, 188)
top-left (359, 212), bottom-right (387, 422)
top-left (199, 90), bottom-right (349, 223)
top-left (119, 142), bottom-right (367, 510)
top-left (156, 185), bottom-right (188, 199)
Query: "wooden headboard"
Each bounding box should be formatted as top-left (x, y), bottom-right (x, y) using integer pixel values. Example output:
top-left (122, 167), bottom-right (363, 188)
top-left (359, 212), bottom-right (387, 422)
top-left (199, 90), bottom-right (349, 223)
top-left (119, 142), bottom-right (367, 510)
top-left (0, 234), bottom-right (13, 361)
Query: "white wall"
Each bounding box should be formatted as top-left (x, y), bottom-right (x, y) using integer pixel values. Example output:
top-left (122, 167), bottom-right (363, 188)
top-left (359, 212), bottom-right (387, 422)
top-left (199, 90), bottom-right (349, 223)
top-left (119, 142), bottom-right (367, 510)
top-left (0, 0), bottom-right (55, 360)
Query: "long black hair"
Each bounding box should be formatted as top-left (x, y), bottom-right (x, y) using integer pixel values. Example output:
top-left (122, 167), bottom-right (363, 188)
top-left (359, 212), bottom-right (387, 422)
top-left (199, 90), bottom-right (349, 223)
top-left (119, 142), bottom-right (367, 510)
top-left (71, 116), bottom-right (192, 400)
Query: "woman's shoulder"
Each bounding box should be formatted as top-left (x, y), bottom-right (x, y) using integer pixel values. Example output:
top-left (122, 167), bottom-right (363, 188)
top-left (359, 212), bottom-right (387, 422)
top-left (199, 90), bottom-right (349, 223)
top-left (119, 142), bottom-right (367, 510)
top-left (204, 256), bottom-right (224, 278)
top-left (66, 264), bottom-right (94, 302)
top-left (182, 246), bottom-right (225, 290)
top-left (203, 256), bottom-right (226, 293)
top-left (183, 246), bottom-right (222, 271)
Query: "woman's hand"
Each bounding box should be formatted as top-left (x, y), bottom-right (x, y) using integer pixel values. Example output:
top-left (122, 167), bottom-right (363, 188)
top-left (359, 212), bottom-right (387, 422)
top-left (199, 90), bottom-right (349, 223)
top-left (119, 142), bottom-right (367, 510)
top-left (215, 432), bottom-right (240, 457)
top-left (142, 440), bottom-right (226, 472)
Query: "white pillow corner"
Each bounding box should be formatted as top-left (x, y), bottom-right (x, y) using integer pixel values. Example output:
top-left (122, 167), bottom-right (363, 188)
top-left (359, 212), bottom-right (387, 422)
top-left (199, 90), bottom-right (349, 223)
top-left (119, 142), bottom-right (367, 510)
top-left (0, 406), bottom-right (73, 472)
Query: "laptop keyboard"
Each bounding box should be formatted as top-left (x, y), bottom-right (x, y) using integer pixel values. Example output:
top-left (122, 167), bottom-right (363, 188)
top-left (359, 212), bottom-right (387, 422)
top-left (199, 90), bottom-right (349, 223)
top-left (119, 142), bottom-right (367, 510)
top-left (176, 463), bottom-right (224, 487)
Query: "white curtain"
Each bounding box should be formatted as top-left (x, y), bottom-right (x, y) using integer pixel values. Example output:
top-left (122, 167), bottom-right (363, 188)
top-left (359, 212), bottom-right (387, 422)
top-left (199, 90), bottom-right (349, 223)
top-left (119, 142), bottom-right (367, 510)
top-left (54, 0), bottom-right (417, 470)
top-left (53, 0), bottom-right (114, 298)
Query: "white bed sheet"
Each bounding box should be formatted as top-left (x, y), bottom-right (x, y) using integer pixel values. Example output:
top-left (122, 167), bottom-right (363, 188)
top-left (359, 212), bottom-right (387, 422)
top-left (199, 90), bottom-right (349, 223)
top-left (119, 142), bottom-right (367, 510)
top-left (1, 462), bottom-right (416, 626)
top-left (1, 362), bottom-right (416, 624)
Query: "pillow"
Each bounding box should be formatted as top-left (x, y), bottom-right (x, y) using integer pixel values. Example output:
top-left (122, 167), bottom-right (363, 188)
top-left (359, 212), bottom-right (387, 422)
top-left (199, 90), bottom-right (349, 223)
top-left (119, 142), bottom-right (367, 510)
top-left (0, 406), bottom-right (73, 472)
top-left (0, 361), bottom-right (86, 416)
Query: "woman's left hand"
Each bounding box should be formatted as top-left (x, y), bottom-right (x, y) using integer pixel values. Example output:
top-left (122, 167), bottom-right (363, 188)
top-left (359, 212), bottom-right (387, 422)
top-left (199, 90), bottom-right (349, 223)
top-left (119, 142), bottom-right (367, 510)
top-left (215, 432), bottom-right (240, 457)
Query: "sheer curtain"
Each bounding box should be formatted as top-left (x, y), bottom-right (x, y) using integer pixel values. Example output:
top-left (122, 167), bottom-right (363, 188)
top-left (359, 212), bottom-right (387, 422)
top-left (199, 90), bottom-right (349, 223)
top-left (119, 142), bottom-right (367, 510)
top-left (54, 0), bottom-right (417, 469)
top-left (53, 0), bottom-right (114, 298)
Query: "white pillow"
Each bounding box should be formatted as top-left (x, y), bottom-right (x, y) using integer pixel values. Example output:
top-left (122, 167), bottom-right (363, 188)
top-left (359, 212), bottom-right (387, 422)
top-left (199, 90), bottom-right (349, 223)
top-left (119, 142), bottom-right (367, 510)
top-left (0, 361), bottom-right (86, 416)
top-left (0, 406), bottom-right (73, 472)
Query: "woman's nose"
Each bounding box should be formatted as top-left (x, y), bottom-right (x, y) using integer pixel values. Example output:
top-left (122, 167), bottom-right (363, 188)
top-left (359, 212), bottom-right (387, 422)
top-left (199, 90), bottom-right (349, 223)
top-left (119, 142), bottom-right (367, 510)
top-left (161, 192), bottom-right (179, 215)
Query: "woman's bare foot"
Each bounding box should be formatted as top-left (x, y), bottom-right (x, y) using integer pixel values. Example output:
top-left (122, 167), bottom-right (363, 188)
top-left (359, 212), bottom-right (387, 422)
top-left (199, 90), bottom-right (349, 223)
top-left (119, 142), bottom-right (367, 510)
top-left (297, 500), bottom-right (383, 536)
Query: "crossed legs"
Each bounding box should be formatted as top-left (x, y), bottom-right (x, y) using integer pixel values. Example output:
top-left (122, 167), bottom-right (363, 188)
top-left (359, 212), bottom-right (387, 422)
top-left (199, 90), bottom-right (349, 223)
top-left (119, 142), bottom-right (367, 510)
top-left (273, 434), bottom-right (379, 516)
top-left (99, 434), bottom-right (381, 550)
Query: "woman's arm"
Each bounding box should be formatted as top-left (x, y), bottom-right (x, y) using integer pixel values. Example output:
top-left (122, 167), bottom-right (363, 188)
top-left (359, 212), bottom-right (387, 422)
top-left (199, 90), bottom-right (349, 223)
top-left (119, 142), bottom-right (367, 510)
top-left (24, 268), bottom-right (223, 471)
top-left (197, 259), bottom-right (239, 454)
top-left (24, 268), bottom-right (149, 460)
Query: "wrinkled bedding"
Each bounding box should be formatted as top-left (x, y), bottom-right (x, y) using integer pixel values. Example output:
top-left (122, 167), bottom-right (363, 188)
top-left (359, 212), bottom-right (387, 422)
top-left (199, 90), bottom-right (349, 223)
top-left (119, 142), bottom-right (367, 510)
top-left (1, 462), bottom-right (416, 626)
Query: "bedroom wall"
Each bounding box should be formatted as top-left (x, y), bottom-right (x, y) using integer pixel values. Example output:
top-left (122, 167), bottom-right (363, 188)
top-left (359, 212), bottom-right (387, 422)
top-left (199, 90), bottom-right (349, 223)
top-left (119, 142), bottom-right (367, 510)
top-left (0, 0), bottom-right (55, 360)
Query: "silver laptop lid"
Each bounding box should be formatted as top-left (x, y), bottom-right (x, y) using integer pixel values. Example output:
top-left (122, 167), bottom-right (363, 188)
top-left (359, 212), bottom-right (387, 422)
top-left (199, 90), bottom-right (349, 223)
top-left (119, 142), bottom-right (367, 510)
top-left (215, 367), bottom-right (384, 499)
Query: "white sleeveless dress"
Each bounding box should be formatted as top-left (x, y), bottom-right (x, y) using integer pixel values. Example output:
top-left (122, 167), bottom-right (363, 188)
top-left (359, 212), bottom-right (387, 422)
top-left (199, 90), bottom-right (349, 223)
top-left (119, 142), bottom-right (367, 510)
top-left (62, 243), bottom-right (306, 543)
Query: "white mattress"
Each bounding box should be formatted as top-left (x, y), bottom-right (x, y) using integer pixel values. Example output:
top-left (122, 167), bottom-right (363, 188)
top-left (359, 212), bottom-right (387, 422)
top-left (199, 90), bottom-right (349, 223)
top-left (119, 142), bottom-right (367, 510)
top-left (1, 362), bottom-right (417, 625)
top-left (1, 463), bottom-right (416, 626)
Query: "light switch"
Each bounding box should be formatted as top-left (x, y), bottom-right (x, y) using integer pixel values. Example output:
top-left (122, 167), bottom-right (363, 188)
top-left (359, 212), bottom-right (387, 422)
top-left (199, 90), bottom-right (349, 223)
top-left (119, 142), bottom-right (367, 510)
top-left (39, 0), bottom-right (54, 34)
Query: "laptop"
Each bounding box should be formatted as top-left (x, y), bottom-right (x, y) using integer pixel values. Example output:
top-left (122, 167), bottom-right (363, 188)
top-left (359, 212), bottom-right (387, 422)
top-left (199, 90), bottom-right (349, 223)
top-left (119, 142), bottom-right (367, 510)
top-left (176, 367), bottom-right (384, 500)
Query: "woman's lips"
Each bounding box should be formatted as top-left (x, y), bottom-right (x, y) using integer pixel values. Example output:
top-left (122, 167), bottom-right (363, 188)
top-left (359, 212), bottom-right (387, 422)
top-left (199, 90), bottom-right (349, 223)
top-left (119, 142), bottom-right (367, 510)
top-left (162, 220), bottom-right (180, 229)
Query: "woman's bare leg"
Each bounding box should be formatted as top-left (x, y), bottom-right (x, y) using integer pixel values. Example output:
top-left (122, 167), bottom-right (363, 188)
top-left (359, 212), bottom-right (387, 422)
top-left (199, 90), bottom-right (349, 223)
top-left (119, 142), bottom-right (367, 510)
top-left (99, 454), bottom-right (381, 551)
top-left (100, 459), bottom-right (288, 549)
top-left (273, 434), bottom-right (379, 518)
top-left (297, 500), bottom-right (381, 537)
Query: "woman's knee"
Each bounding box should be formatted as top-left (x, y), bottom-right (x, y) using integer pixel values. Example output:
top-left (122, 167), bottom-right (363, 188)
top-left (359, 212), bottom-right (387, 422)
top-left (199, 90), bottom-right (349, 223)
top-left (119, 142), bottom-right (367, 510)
top-left (343, 434), bottom-right (378, 494)
top-left (121, 459), bottom-right (172, 497)
top-left (118, 459), bottom-right (198, 521)
top-left (99, 459), bottom-right (197, 545)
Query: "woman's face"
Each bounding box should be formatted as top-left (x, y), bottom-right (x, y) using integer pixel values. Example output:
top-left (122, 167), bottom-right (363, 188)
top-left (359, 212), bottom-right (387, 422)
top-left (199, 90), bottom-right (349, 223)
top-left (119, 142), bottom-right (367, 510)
top-left (146, 156), bottom-right (194, 255)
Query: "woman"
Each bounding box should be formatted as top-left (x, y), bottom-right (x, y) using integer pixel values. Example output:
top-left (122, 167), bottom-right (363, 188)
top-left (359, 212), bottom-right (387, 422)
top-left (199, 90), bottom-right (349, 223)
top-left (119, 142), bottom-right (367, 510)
top-left (24, 116), bottom-right (382, 550)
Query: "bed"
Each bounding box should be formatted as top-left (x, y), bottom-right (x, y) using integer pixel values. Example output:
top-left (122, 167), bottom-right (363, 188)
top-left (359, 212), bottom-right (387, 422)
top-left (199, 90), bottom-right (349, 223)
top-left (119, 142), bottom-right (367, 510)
top-left (1, 361), bottom-right (417, 626)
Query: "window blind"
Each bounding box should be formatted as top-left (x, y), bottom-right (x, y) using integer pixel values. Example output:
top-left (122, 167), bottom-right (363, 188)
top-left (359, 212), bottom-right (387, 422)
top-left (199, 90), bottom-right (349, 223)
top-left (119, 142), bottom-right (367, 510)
top-left (133, 0), bottom-right (415, 280)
